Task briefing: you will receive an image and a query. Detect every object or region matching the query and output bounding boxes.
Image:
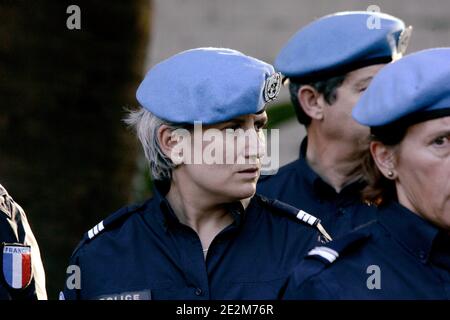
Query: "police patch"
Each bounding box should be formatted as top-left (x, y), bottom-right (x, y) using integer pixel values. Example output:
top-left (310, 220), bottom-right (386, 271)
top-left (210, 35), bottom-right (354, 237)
top-left (95, 289), bottom-right (152, 300)
top-left (263, 72), bottom-right (282, 102)
top-left (2, 244), bottom-right (33, 290)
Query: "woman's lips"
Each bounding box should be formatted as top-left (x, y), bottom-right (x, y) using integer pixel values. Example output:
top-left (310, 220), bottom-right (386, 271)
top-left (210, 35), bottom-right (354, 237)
top-left (237, 167), bottom-right (259, 178)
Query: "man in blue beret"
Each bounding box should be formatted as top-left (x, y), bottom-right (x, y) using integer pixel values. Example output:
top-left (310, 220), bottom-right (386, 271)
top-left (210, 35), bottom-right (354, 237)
top-left (60, 48), bottom-right (331, 300)
top-left (258, 11), bottom-right (412, 238)
top-left (282, 48), bottom-right (450, 299)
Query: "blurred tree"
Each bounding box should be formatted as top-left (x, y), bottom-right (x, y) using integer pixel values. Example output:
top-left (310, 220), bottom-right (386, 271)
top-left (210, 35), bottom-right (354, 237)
top-left (0, 0), bottom-right (151, 298)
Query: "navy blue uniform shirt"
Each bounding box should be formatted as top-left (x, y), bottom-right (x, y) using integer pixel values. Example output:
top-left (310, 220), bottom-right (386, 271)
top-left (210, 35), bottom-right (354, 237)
top-left (283, 201), bottom-right (450, 299)
top-left (61, 184), bottom-right (325, 300)
top-left (257, 138), bottom-right (377, 238)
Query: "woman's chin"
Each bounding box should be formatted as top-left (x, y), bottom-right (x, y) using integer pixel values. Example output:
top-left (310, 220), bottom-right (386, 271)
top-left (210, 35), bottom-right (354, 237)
top-left (226, 183), bottom-right (256, 200)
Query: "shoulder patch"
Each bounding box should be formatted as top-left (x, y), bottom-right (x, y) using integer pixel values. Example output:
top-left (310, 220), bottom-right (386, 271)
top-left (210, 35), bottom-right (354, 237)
top-left (256, 195), bottom-right (332, 243)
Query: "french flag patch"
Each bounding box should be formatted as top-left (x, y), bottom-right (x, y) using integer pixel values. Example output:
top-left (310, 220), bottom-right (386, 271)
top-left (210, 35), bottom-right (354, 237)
top-left (2, 244), bottom-right (32, 290)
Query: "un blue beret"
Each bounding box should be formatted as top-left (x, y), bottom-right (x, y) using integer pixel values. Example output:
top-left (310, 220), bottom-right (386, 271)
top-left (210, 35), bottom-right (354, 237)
top-left (275, 11), bottom-right (410, 80)
top-left (352, 48), bottom-right (450, 127)
top-left (136, 48), bottom-right (281, 124)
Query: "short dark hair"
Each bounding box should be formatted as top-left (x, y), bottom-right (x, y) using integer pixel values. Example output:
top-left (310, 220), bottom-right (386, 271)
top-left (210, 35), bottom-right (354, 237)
top-left (288, 74), bottom-right (346, 126)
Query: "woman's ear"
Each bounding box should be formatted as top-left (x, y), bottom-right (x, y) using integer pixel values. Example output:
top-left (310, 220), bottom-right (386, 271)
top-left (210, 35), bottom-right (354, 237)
top-left (370, 141), bottom-right (397, 179)
top-left (157, 125), bottom-right (180, 161)
top-left (298, 85), bottom-right (325, 121)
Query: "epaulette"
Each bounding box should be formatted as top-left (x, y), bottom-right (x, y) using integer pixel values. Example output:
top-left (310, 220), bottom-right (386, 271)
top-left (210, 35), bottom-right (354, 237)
top-left (86, 202), bottom-right (146, 240)
top-left (256, 194), bottom-right (333, 243)
top-left (71, 202), bottom-right (147, 255)
top-left (305, 227), bottom-right (372, 265)
top-left (291, 227), bottom-right (373, 285)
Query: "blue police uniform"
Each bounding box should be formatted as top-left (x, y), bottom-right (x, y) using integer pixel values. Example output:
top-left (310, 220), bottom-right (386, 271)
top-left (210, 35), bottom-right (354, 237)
top-left (283, 203), bottom-right (450, 299)
top-left (62, 182), bottom-right (329, 300)
top-left (257, 11), bottom-right (411, 238)
top-left (258, 141), bottom-right (378, 238)
top-left (282, 48), bottom-right (450, 299)
top-left (1, 184), bottom-right (47, 300)
top-left (61, 48), bottom-right (331, 300)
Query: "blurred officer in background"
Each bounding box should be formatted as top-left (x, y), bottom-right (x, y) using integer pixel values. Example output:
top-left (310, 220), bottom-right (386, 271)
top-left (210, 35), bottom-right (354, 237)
top-left (258, 11), bottom-right (412, 237)
top-left (1, 183), bottom-right (47, 299)
top-left (283, 48), bottom-right (450, 299)
top-left (61, 48), bottom-right (331, 300)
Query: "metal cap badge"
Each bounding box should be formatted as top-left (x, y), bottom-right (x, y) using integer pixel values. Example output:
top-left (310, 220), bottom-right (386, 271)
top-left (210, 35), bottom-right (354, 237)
top-left (263, 72), bottom-right (282, 103)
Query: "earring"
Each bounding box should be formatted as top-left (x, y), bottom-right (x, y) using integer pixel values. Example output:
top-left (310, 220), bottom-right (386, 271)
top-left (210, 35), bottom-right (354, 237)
top-left (387, 171), bottom-right (394, 178)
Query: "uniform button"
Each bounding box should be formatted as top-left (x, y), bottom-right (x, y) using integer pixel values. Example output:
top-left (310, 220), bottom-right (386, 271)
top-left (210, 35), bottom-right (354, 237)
top-left (418, 250), bottom-right (426, 260)
top-left (194, 288), bottom-right (203, 296)
top-left (337, 208), bottom-right (345, 215)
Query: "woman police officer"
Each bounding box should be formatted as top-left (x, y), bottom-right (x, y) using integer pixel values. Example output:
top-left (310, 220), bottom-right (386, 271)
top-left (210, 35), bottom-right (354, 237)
top-left (282, 48), bottom-right (450, 299)
top-left (61, 48), bottom-right (330, 300)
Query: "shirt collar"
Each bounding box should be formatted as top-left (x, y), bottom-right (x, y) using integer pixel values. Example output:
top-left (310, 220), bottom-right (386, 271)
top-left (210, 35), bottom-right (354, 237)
top-left (377, 201), bottom-right (441, 263)
top-left (296, 137), bottom-right (366, 202)
top-left (151, 180), bottom-right (178, 231)
top-left (152, 180), bottom-right (246, 232)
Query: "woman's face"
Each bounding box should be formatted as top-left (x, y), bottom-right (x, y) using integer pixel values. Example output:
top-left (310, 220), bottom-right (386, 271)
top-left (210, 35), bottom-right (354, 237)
top-left (173, 112), bottom-right (268, 202)
top-left (393, 116), bottom-right (450, 229)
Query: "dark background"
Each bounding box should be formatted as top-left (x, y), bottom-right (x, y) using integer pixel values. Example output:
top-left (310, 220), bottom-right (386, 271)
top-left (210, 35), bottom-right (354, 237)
top-left (2, 0), bottom-right (449, 300)
top-left (0, 0), bottom-right (151, 298)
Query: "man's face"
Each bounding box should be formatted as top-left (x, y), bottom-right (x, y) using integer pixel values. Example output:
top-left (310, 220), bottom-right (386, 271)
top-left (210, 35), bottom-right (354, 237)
top-left (321, 64), bottom-right (386, 150)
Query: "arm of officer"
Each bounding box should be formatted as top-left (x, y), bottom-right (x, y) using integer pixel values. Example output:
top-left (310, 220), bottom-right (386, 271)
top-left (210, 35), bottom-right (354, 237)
top-left (281, 257), bottom-right (339, 300)
top-left (282, 272), bottom-right (337, 300)
top-left (60, 248), bottom-right (82, 300)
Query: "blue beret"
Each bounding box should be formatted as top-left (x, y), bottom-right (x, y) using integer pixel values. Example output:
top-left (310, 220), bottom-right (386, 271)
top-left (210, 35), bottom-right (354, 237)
top-left (136, 48), bottom-right (281, 124)
top-left (353, 48), bottom-right (450, 127)
top-left (275, 11), bottom-right (410, 80)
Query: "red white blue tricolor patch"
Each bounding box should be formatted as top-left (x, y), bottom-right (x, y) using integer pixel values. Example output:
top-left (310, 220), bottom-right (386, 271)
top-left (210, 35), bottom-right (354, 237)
top-left (2, 244), bottom-right (32, 289)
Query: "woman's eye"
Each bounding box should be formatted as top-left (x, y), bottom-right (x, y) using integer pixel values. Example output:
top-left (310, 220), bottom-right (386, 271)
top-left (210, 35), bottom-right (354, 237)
top-left (358, 87), bottom-right (368, 93)
top-left (432, 136), bottom-right (449, 146)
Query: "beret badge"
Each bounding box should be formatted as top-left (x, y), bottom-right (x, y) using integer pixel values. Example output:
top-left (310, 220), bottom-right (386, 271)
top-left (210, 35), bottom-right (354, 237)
top-left (263, 72), bottom-right (282, 103)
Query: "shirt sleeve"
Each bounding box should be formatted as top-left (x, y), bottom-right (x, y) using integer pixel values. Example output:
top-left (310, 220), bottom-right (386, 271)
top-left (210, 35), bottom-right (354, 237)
top-left (0, 185), bottom-right (47, 300)
top-left (282, 272), bottom-right (337, 300)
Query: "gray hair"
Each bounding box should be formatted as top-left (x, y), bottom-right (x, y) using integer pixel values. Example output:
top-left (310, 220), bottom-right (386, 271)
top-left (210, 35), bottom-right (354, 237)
top-left (124, 108), bottom-right (181, 181)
